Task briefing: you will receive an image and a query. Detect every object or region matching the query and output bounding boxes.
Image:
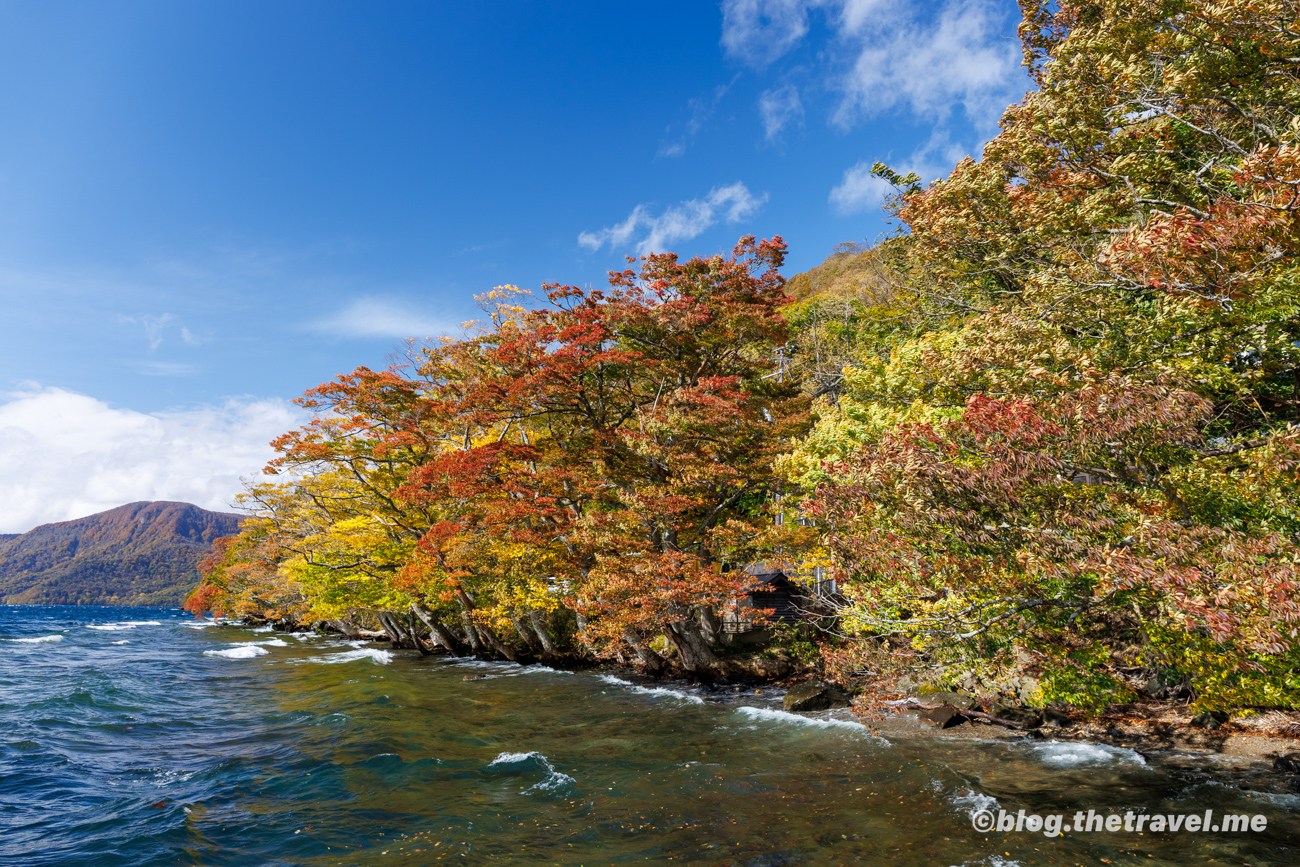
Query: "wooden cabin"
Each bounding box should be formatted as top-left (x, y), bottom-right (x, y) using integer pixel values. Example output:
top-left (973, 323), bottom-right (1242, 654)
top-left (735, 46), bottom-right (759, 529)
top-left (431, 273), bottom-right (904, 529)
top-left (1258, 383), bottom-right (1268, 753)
top-left (720, 563), bottom-right (837, 644)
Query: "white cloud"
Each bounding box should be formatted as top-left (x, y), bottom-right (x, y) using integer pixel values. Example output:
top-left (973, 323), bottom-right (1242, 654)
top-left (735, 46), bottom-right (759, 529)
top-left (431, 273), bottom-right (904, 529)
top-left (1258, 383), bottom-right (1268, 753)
top-left (0, 387), bottom-right (303, 533)
top-left (759, 84), bottom-right (804, 140)
top-left (309, 297), bottom-right (458, 339)
top-left (721, 0), bottom-right (813, 68)
top-left (722, 0), bottom-right (1024, 132)
top-left (578, 183), bottom-right (768, 256)
top-left (831, 129), bottom-right (975, 214)
top-left (828, 162), bottom-right (894, 215)
top-left (830, 0), bottom-right (1022, 130)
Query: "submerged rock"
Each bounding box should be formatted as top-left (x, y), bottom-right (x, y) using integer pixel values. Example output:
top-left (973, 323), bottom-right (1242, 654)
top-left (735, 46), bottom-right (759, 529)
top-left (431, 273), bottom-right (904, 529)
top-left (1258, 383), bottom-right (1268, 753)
top-left (783, 680), bottom-right (851, 712)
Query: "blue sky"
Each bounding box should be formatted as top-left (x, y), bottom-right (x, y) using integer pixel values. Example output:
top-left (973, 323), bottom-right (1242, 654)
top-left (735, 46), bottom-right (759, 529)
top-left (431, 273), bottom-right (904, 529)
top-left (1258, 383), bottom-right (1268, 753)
top-left (0, 0), bottom-right (1027, 531)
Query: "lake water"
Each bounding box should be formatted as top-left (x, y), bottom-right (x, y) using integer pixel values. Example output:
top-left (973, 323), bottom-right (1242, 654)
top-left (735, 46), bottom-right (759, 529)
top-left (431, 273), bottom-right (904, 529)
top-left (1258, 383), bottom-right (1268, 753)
top-left (2, 604), bottom-right (1297, 866)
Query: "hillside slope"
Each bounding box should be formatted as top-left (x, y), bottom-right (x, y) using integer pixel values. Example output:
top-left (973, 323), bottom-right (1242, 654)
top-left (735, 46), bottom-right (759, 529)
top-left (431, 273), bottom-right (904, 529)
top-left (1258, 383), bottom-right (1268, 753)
top-left (0, 502), bottom-right (242, 607)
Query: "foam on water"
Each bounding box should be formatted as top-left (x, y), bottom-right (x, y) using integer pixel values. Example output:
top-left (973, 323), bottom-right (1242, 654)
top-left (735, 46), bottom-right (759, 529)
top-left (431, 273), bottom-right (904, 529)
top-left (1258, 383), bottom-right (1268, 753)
top-left (597, 674), bottom-right (705, 704)
top-left (6, 634), bottom-right (63, 643)
top-left (949, 786), bottom-right (998, 818)
top-left (254, 638), bottom-right (290, 647)
top-left (1029, 740), bottom-right (1145, 768)
top-left (87, 621), bottom-right (162, 631)
top-left (111, 640), bottom-right (130, 645)
top-left (304, 648), bottom-right (393, 665)
top-left (486, 750), bottom-right (576, 794)
top-left (734, 705), bottom-right (885, 740)
top-left (204, 644), bottom-right (271, 659)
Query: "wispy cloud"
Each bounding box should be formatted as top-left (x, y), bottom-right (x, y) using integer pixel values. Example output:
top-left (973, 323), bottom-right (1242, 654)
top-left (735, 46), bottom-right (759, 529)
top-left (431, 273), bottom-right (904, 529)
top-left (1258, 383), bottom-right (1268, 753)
top-left (0, 386), bottom-right (302, 532)
top-left (308, 297), bottom-right (458, 340)
top-left (131, 361), bottom-right (200, 377)
top-left (658, 80), bottom-right (735, 158)
top-left (115, 313), bottom-right (198, 350)
top-left (578, 183), bottom-right (768, 256)
top-left (758, 83), bottom-right (804, 141)
top-left (721, 0), bottom-right (812, 69)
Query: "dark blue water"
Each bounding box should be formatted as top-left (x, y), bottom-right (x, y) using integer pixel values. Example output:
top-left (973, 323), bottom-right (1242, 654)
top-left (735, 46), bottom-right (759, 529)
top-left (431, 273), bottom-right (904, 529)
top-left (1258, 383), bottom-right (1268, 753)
top-left (2, 605), bottom-right (1297, 866)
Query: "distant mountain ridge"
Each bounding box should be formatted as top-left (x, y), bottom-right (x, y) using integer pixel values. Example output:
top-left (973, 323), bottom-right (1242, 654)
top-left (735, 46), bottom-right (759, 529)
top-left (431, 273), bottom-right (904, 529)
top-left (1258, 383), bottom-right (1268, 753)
top-left (0, 502), bottom-right (242, 607)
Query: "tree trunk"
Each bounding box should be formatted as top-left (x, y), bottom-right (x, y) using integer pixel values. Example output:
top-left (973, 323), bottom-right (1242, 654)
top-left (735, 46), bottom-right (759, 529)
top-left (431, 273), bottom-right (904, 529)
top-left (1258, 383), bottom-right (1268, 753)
top-left (574, 612), bottom-right (596, 654)
top-left (623, 630), bottom-right (667, 676)
top-left (456, 588), bottom-right (518, 661)
top-left (459, 610), bottom-right (483, 654)
top-left (696, 605), bottom-right (722, 647)
top-left (512, 608), bottom-right (546, 656)
top-left (376, 611), bottom-right (407, 648)
top-left (329, 618), bottom-right (361, 639)
top-left (529, 608), bottom-right (559, 657)
top-left (405, 609), bottom-right (432, 656)
top-left (411, 602), bottom-right (467, 656)
top-left (664, 618), bottom-right (724, 674)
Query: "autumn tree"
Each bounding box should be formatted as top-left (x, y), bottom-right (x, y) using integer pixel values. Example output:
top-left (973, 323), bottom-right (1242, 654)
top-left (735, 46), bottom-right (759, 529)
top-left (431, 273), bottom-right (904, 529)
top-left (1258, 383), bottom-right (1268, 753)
top-left (795, 0), bottom-right (1300, 709)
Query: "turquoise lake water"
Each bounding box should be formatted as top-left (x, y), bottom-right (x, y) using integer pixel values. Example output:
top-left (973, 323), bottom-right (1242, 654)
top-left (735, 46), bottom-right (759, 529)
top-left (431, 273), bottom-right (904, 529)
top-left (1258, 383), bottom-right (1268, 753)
top-left (1, 604), bottom-right (1297, 865)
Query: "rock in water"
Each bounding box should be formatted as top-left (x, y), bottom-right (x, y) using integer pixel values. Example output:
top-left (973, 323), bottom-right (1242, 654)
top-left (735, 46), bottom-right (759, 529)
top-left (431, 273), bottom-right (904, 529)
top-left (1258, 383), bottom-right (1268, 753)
top-left (783, 680), bottom-right (850, 712)
top-left (991, 703), bottom-right (1044, 729)
top-left (740, 657), bottom-right (792, 679)
top-left (1274, 754), bottom-right (1300, 775)
top-left (915, 689), bottom-right (976, 710)
top-left (1190, 711), bottom-right (1230, 730)
top-left (918, 706), bottom-right (966, 729)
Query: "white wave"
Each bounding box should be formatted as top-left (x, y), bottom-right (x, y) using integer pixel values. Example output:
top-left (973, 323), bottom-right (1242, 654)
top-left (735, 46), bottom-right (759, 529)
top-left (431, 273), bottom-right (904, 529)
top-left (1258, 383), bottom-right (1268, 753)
top-left (7, 634), bottom-right (64, 643)
top-left (87, 621), bottom-right (162, 631)
top-left (734, 705), bottom-right (879, 736)
top-left (1029, 741), bottom-right (1145, 768)
top-left (526, 770), bottom-right (576, 793)
top-left (950, 786), bottom-right (998, 817)
top-left (304, 648), bottom-right (393, 665)
top-left (181, 620), bottom-right (217, 629)
top-left (112, 640), bottom-right (131, 645)
top-left (254, 638), bottom-right (289, 647)
top-left (204, 644), bottom-right (270, 659)
top-left (950, 858), bottom-right (1023, 867)
top-left (488, 750), bottom-right (543, 766)
top-left (485, 751), bottom-right (575, 794)
top-left (597, 674), bottom-right (705, 704)
top-left (251, 625), bottom-right (274, 633)
top-left (520, 665), bottom-right (573, 675)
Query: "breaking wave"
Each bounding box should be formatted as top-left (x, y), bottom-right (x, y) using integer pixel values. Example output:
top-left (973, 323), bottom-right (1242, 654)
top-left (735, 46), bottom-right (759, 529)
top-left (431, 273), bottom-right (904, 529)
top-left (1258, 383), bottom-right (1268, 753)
top-left (204, 644), bottom-right (270, 660)
top-left (486, 750), bottom-right (575, 794)
top-left (304, 648), bottom-right (393, 665)
top-left (1029, 741), bottom-right (1145, 768)
top-left (87, 621), bottom-right (162, 632)
top-left (596, 674), bottom-right (705, 704)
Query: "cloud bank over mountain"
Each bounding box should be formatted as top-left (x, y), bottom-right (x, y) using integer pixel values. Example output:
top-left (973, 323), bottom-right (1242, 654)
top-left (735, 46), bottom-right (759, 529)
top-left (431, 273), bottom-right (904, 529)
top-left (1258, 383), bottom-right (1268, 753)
top-left (0, 387), bottom-right (302, 533)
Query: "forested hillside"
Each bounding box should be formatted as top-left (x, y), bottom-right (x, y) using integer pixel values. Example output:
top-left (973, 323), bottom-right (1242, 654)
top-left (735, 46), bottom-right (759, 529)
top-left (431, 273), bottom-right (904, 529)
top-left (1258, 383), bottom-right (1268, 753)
top-left (0, 502), bottom-right (242, 606)
top-left (187, 1), bottom-right (1299, 714)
